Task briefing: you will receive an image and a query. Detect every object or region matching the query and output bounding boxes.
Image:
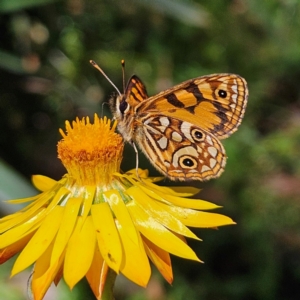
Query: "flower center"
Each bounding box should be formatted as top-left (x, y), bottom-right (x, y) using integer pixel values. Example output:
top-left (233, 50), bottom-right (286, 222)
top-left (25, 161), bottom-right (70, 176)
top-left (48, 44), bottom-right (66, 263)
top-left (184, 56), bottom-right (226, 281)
top-left (57, 115), bottom-right (124, 185)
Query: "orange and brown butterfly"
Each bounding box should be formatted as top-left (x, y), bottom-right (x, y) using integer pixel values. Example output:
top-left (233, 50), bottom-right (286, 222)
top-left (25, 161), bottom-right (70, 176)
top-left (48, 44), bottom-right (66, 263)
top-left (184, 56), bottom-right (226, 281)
top-left (90, 60), bottom-right (248, 181)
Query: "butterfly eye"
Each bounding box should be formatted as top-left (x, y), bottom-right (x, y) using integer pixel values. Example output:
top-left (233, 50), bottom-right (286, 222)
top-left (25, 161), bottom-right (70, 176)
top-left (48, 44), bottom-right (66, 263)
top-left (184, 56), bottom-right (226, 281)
top-left (119, 101), bottom-right (128, 114)
top-left (179, 156), bottom-right (197, 169)
top-left (218, 89), bottom-right (227, 98)
top-left (191, 129), bottom-right (204, 142)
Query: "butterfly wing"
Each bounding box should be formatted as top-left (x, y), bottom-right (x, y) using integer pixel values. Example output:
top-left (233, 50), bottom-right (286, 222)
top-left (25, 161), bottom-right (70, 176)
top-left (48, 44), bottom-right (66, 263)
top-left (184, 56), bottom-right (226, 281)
top-left (135, 115), bottom-right (227, 181)
top-left (115, 73), bottom-right (247, 181)
top-left (124, 75), bottom-right (148, 106)
top-left (135, 74), bottom-right (248, 139)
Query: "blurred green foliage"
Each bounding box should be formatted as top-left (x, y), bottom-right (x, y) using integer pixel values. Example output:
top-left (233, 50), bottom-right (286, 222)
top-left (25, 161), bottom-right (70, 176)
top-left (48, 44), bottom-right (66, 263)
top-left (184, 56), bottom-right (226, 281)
top-left (0, 0), bottom-right (300, 299)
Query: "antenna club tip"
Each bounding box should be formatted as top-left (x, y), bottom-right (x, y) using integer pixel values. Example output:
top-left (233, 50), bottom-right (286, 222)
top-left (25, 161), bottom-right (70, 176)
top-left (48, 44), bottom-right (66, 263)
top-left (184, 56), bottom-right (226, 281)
top-left (121, 59), bottom-right (125, 66)
top-left (90, 60), bottom-right (96, 65)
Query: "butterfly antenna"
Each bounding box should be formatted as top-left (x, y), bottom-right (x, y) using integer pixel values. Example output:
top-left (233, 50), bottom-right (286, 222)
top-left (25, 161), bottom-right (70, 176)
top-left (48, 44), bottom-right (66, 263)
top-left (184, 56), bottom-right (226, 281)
top-left (90, 60), bottom-right (122, 96)
top-left (121, 59), bottom-right (126, 93)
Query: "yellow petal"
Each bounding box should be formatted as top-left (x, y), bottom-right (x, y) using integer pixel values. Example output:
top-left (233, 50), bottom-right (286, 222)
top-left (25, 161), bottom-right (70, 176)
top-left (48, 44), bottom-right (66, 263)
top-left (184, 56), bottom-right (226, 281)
top-left (117, 220), bottom-right (151, 287)
top-left (0, 212), bottom-right (22, 223)
top-left (64, 216), bottom-right (96, 289)
top-left (0, 208), bottom-right (45, 248)
top-left (53, 264), bottom-right (63, 286)
top-left (5, 188), bottom-right (67, 250)
top-left (2, 186), bottom-right (69, 236)
top-left (104, 190), bottom-right (139, 245)
top-left (139, 183), bottom-right (219, 210)
top-left (126, 199), bottom-right (201, 262)
top-left (125, 169), bottom-right (164, 182)
top-left (91, 203), bottom-right (122, 274)
top-left (125, 168), bottom-right (149, 178)
top-left (158, 202), bottom-right (236, 227)
top-left (44, 186), bottom-right (71, 211)
top-left (142, 236), bottom-right (173, 284)
top-left (81, 186), bottom-right (96, 218)
top-left (86, 246), bottom-right (107, 300)
top-left (127, 186), bottom-right (200, 240)
top-left (11, 206), bottom-right (64, 276)
top-left (118, 173), bottom-right (215, 210)
top-left (142, 178), bottom-right (201, 197)
top-left (0, 232), bottom-right (34, 264)
top-left (5, 184), bottom-right (68, 214)
top-left (31, 240), bottom-right (64, 300)
top-left (32, 175), bottom-right (58, 192)
top-left (0, 192), bottom-right (55, 232)
top-left (51, 197), bottom-right (82, 265)
top-left (166, 185), bottom-right (201, 197)
top-left (5, 195), bottom-right (39, 204)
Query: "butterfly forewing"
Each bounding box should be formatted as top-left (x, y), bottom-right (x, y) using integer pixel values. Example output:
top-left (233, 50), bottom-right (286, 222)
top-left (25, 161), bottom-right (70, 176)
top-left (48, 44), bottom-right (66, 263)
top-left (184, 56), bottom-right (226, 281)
top-left (136, 74), bottom-right (248, 139)
top-left (125, 75), bottom-right (148, 107)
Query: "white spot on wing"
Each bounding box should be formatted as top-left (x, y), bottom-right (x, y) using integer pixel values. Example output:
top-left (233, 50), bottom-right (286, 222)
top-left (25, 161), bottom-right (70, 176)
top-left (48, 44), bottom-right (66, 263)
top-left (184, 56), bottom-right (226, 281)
top-left (206, 135), bottom-right (213, 145)
top-left (208, 146), bottom-right (217, 157)
top-left (159, 117), bottom-right (170, 127)
top-left (232, 83), bottom-right (238, 94)
top-left (196, 146), bottom-right (203, 153)
top-left (157, 117), bottom-right (170, 133)
top-left (144, 117), bottom-right (154, 125)
top-left (157, 126), bottom-right (166, 133)
top-left (232, 93), bottom-right (237, 103)
top-left (181, 122), bottom-right (193, 142)
top-left (171, 131), bottom-right (182, 142)
top-left (157, 136), bottom-right (168, 149)
top-left (201, 165), bottom-right (210, 172)
top-left (210, 158), bottom-right (217, 168)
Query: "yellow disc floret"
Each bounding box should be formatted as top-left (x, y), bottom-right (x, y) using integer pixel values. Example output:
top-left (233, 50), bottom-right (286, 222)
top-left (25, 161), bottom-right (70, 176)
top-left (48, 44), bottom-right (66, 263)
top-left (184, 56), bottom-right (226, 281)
top-left (58, 115), bottom-right (123, 185)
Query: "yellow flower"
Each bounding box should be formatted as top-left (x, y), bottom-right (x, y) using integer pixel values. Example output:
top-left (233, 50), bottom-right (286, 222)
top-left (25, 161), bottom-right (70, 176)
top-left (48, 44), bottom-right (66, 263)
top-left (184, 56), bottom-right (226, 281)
top-left (0, 114), bottom-right (235, 300)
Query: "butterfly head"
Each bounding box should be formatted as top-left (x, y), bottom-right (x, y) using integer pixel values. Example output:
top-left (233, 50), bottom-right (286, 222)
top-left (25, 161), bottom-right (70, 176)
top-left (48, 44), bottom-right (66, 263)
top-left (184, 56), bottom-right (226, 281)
top-left (109, 92), bottom-right (138, 143)
top-left (111, 93), bottom-right (130, 121)
top-left (112, 75), bottom-right (148, 120)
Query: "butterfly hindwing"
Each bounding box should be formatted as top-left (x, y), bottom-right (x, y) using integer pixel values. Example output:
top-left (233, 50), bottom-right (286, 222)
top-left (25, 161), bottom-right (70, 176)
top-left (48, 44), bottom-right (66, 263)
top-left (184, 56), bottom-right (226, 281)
top-left (135, 115), bottom-right (227, 181)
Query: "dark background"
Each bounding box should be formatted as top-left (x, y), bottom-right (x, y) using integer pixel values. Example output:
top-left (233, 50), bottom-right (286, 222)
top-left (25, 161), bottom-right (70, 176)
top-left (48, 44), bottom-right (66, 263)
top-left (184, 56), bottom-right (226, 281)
top-left (0, 0), bottom-right (300, 299)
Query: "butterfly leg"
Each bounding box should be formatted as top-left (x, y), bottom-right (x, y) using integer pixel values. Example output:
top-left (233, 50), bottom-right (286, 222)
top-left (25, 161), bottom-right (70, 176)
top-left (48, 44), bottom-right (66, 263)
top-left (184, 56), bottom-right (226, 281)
top-left (100, 102), bottom-right (108, 118)
top-left (131, 141), bottom-right (141, 180)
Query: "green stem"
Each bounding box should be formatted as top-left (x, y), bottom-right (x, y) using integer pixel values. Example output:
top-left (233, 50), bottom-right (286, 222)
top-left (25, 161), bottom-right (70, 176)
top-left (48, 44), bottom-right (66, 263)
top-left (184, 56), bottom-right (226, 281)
top-left (101, 268), bottom-right (117, 300)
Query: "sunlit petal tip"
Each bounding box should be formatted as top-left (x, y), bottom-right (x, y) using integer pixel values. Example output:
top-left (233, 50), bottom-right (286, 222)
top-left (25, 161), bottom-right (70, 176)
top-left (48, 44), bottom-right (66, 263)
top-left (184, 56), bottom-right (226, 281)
top-left (32, 175), bottom-right (58, 191)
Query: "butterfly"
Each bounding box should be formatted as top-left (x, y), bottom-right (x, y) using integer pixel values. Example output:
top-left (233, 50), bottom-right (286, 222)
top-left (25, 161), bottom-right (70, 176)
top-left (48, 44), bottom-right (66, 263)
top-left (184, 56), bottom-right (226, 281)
top-left (91, 60), bottom-right (248, 181)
